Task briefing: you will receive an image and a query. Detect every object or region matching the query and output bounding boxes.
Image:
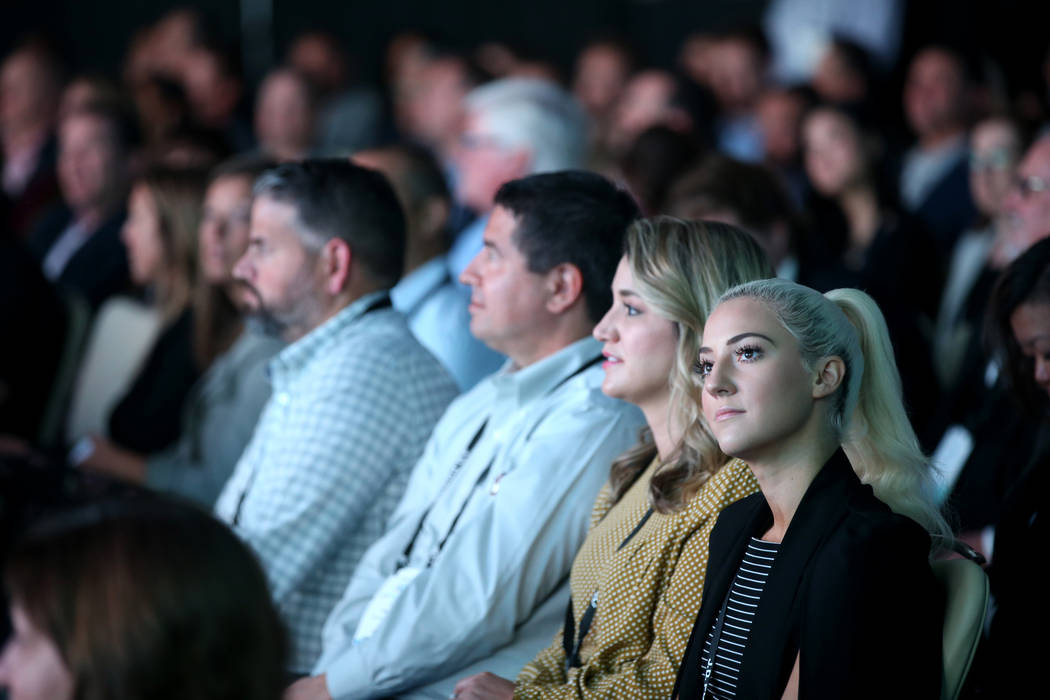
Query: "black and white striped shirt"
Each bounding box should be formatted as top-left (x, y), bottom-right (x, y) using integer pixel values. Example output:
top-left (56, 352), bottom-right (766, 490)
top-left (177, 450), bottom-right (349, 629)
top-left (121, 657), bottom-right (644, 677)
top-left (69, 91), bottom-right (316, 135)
top-left (699, 537), bottom-right (781, 698)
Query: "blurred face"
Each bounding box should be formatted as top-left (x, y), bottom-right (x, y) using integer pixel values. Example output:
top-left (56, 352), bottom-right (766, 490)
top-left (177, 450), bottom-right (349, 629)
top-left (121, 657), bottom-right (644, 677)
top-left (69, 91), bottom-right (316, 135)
top-left (0, 604), bottom-right (74, 700)
top-left (708, 39), bottom-right (764, 112)
top-left (812, 46), bottom-right (865, 104)
top-left (199, 175), bottom-right (254, 284)
top-left (573, 45), bottom-right (630, 118)
top-left (803, 109), bottom-right (865, 197)
top-left (404, 59), bottom-right (470, 148)
top-left (57, 113), bottom-right (124, 213)
top-left (232, 196), bottom-right (323, 340)
top-left (0, 52), bottom-right (56, 131)
top-left (592, 256), bottom-right (677, 410)
top-left (455, 113), bottom-right (529, 213)
top-left (609, 71), bottom-right (675, 150)
top-left (121, 184), bottom-right (165, 285)
top-left (970, 121), bottom-right (1020, 218)
top-left (697, 297), bottom-right (818, 461)
top-left (757, 90), bottom-right (803, 164)
top-left (459, 205), bottom-right (549, 356)
top-left (255, 72), bottom-right (313, 160)
top-left (1000, 139), bottom-right (1050, 262)
top-left (904, 49), bottom-right (965, 138)
top-left (1010, 302), bottom-right (1050, 399)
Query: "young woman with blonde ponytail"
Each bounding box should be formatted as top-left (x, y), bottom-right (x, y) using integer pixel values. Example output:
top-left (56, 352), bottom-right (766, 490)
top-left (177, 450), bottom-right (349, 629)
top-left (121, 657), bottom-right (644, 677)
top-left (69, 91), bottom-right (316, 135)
top-left (674, 278), bottom-right (948, 700)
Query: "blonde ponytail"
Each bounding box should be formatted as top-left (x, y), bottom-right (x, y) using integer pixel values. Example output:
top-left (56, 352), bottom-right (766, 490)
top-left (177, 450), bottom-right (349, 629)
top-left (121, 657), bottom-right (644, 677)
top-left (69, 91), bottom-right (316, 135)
top-left (720, 280), bottom-right (952, 546)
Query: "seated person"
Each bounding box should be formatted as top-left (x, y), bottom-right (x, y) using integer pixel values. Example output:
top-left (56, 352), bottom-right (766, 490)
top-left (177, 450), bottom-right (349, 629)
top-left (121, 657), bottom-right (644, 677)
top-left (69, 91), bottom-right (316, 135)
top-left (675, 279), bottom-right (948, 699)
top-left (79, 156), bottom-right (284, 506)
top-left (27, 102), bottom-right (134, 308)
top-left (213, 160), bottom-right (459, 674)
top-left (965, 237), bottom-right (1050, 697)
top-left (287, 171), bottom-right (645, 700)
top-left (454, 217), bottom-right (772, 699)
top-left (353, 144), bottom-right (503, 390)
top-left (0, 497), bottom-right (287, 700)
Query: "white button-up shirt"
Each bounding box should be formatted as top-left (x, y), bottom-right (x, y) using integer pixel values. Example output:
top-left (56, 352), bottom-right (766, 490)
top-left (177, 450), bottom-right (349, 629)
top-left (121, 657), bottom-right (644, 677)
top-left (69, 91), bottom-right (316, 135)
top-left (315, 336), bottom-right (645, 699)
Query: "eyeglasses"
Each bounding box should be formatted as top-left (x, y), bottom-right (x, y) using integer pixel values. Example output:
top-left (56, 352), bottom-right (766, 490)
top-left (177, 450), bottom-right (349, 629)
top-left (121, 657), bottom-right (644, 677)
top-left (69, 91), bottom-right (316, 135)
top-left (1014, 175), bottom-right (1050, 199)
top-left (970, 148), bottom-right (1015, 173)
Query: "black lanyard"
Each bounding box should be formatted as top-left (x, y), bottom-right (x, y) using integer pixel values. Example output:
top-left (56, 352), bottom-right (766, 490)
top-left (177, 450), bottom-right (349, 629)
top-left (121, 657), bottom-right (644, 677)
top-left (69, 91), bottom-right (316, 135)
top-left (396, 354), bottom-right (603, 571)
top-left (231, 293), bottom-right (392, 527)
top-left (562, 506), bottom-right (654, 672)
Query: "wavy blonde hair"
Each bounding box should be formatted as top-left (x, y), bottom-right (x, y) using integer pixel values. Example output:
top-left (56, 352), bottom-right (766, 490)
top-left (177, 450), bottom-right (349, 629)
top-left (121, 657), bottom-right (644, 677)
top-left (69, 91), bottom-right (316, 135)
top-left (719, 279), bottom-right (952, 544)
top-left (608, 216), bottom-right (774, 512)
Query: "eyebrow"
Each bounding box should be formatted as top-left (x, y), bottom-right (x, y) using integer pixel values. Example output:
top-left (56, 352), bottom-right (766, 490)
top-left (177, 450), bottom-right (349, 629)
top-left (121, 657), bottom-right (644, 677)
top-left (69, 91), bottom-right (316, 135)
top-left (698, 332), bottom-right (776, 354)
top-left (618, 289), bottom-right (640, 298)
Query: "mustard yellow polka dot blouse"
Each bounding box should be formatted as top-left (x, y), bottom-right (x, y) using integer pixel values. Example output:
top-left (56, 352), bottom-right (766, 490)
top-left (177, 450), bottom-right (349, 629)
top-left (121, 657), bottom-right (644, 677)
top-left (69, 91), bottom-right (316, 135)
top-left (514, 457), bottom-right (758, 699)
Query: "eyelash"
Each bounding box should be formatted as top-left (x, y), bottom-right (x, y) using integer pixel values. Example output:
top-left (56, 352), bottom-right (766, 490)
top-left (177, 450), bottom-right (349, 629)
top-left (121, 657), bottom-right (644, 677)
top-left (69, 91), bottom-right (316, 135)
top-left (624, 303), bottom-right (640, 316)
top-left (693, 345), bottom-right (764, 379)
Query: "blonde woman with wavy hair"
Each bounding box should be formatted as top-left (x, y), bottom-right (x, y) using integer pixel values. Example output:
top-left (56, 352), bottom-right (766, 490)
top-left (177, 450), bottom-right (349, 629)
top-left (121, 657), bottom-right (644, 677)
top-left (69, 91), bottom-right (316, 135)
top-left (454, 217), bottom-right (773, 699)
top-left (675, 278), bottom-right (949, 699)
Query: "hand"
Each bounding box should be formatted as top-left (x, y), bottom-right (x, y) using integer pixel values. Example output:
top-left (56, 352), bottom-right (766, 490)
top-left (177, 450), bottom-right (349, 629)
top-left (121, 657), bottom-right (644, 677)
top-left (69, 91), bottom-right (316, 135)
top-left (284, 674), bottom-right (332, 700)
top-left (453, 672), bottom-right (515, 700)
top-left (78, 435), bottom-right (147, 483)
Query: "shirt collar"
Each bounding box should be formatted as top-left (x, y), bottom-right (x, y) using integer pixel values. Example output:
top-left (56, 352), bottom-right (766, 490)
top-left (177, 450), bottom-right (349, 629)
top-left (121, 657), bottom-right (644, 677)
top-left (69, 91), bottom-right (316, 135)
top-left (268, 289), bottom-right (390, 384)
top-left (390, 257), bottom-right (452, 316)
top-left (490, 336), bottom-right (603, 411)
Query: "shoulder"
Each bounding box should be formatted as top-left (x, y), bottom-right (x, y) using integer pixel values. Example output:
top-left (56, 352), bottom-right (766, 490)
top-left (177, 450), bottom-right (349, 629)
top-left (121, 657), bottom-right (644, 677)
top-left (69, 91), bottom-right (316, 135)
top-left (815, 490), bottom-right (931, 577)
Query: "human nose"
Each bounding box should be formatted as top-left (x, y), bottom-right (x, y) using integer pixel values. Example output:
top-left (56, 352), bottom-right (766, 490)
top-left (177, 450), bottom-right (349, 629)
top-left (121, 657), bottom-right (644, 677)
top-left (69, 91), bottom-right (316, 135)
top-left (1035, 357), bottom-right (1050, 386)
top-left (232, 250), bottom-right (252, 282)
top-left (593, 307), bottom-right (617, 342)
top-left (704, 358), bottom-right (734, 397)
top-left (459, 251), bottom-right (482, 287)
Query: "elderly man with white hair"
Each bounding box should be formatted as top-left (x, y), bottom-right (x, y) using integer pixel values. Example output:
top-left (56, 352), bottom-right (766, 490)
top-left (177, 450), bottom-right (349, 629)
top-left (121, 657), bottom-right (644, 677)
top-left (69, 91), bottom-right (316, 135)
top-left (446, 77), bottom-right (588, 281)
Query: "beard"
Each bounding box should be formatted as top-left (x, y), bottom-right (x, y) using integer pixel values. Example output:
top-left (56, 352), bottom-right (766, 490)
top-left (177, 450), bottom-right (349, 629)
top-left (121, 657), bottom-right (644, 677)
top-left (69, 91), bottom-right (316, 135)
top-left (235, 276), bottom-right (323, 342)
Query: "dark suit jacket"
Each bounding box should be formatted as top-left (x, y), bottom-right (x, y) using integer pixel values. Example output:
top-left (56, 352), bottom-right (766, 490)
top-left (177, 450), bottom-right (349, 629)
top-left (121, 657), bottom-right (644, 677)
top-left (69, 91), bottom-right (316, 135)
top-left (27, 205), bottom-right (129, 309)
top-left (911, 156), bottom-right (976, 255)
top-left (674, 450), bottom-right (942, 699)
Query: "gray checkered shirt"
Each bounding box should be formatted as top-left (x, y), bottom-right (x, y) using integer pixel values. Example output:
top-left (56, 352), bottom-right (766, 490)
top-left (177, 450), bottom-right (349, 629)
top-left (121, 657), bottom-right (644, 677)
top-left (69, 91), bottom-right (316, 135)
top-left (214, 291), bottom-right (459, 672)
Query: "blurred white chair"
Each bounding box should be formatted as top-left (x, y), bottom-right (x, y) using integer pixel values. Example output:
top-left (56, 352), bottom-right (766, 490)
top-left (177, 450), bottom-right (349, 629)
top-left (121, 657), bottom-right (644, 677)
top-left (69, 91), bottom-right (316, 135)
top-left (65, 296), bottom-right (161, 443)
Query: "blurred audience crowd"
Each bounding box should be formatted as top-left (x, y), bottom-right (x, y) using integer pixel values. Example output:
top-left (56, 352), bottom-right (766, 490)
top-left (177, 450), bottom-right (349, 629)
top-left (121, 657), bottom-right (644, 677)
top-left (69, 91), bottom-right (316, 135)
top-left (1, 4), bottom-right (1049, 699)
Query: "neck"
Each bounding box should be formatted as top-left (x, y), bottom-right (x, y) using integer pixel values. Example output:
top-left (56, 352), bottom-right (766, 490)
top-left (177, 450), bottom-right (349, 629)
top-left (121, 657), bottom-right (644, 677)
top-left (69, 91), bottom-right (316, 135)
top-left (506, 315), bottom-right (594, 369)
top-left (919, 127), bottom-right (964, 152)
top-left (640, 397), bottom-right (678, 462)
top-left (838, 185), bottom-right (880, 249)
top-left (743, 429), bottom-right (839, 542)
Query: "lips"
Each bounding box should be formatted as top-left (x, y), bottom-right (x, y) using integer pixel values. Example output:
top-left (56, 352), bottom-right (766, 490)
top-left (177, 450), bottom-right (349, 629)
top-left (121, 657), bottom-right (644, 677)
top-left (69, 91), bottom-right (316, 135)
top-left (714, 407), bottom-right (744, 422)
top-left (601, 351), bottom-right (622, 369)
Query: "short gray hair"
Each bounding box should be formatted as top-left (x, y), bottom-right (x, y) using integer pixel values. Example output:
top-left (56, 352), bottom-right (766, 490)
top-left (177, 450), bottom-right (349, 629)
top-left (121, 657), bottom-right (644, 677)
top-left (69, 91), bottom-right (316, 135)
top-left (465, 77), bottom-right (587, 174)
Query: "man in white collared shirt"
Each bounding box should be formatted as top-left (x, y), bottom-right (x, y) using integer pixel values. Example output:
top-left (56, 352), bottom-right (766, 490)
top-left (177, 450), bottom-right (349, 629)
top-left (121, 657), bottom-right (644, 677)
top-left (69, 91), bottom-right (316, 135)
top-left (287, 170), bottom-right (645, 700)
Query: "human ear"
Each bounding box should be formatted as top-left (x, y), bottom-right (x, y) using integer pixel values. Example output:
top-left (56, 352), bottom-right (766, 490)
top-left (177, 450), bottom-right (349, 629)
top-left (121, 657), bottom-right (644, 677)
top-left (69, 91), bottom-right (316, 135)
top-left (321, 238), bottom-right (352, 295)
top-left (545, 263), bottom-right (583, 314)
top-left (812, 355), bottom-right (845, 398)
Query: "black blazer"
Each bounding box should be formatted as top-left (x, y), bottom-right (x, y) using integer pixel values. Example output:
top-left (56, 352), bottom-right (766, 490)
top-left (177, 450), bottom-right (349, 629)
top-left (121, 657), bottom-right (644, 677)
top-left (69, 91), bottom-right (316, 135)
top-left (27, 205), bottom-right (129, 309)
top-left (674, 450), bottom-right (942, 699)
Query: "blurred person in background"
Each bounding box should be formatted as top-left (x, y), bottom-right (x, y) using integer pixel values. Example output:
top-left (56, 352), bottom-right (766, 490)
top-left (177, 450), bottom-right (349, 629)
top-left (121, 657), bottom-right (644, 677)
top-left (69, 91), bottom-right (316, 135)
top-left (898, 45), bottom-right (977, 253)
top-left (180, 41), bottom-right (253, 153)
top-left (448, 77), bottom-right (586, 281)
top-left (605, 70), bottom-right (712, 161)
top-left (707, 28), bottom-right (770, 162)
top-left (27, 102), bottom-right (134, 309)
top-left (572, 37), bottom-right (634, 160)
top-left (79, 157), bottom-right (283, 507)
top-left (254, 67), bottom-right (317, 162)
top-left (353, 144), bottom-right (503, 389)
top-left (0, 498), bottom-right (288, 700)
top-left (0, 37), bottom-right (63, 240)
top-left (617, 125), bottom-right (701, 215)
top-left (286, 31), bottom-right (383, 155)
top-left (800, 103), bottom-right (941, 429)
top-left (810, 37), bottom-right (876, 115)
top-left (665, 154), bottom-right (804, 282)
top-left (755, 84), bottom-right (814, 203)
top-left (934, 116), bottom-right (1025, 388)
top-left (964, 238), bottom-right (1050, 698)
